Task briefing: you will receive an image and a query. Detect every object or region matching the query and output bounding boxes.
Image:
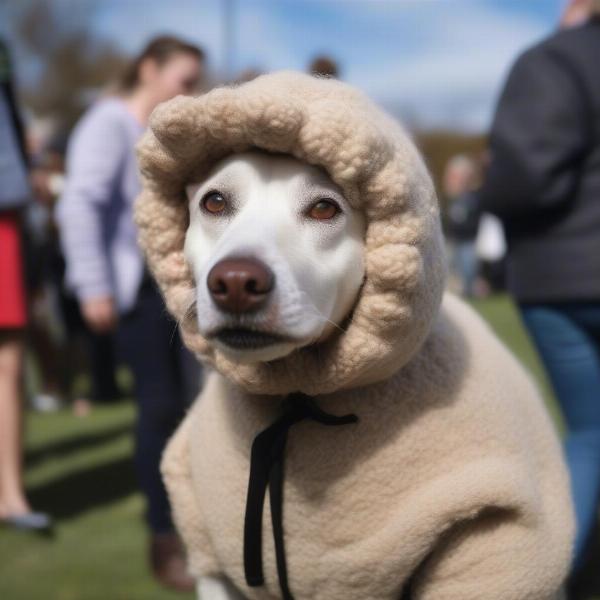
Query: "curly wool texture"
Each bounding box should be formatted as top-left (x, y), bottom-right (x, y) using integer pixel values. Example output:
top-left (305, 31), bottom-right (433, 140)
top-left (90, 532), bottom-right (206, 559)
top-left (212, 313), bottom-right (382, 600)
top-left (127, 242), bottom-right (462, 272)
top-left (137, 73), bottom-right (574, 599)
top-left (134, 71), bottom-right (446, 395)
top-left (162, 296), bottom-right (574, 600)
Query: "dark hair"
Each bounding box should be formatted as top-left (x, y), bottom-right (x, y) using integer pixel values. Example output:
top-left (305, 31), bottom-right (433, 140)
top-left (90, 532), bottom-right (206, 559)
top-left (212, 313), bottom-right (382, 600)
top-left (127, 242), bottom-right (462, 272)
top-left (309, 55), bottom-right (340, 79)
top-left (120, 35), bottom-right (205, 92)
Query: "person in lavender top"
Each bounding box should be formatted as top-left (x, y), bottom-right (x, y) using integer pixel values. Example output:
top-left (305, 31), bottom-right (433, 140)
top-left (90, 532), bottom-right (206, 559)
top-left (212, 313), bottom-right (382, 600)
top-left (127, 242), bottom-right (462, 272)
top-left (56, 36), bottom-right (205, 592)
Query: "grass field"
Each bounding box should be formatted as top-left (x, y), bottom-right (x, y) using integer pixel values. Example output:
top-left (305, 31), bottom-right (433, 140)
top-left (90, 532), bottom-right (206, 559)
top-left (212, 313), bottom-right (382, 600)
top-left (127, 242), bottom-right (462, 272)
top-left (0, 401), bottom-right (190, 600)
top-left (0, 295), bottom-right (596, 599)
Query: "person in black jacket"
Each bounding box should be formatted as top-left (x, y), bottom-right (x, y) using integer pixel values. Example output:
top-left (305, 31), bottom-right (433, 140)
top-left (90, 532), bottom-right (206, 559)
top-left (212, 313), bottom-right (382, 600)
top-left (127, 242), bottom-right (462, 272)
top-left (480, 1), bottom-right (600, 576)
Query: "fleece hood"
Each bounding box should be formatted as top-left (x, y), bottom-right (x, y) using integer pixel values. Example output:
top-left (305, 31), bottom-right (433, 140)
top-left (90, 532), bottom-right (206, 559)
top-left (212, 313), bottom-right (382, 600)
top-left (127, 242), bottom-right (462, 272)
top-left (135, 71), bottom-right (446, 396)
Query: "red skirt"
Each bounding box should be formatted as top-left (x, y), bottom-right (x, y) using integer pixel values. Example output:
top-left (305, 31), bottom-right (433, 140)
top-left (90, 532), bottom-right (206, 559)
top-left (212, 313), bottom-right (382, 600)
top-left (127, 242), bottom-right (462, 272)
top-left (0, 212), bottom-right (27, 328)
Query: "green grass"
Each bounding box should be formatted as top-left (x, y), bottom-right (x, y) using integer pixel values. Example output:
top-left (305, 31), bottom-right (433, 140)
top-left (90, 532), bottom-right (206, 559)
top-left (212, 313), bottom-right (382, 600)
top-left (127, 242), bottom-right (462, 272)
top-left (0, 294), bottom-right (596, 599)
top-left (0, 403), bottom-right (193, 600)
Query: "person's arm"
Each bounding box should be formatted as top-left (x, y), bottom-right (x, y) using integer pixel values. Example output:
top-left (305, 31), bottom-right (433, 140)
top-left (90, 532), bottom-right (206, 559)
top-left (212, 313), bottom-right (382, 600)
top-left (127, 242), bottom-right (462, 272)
top-left (56, 105), bottom-right (125, 331)
top-left (480, 46), bottom-right (590, 222)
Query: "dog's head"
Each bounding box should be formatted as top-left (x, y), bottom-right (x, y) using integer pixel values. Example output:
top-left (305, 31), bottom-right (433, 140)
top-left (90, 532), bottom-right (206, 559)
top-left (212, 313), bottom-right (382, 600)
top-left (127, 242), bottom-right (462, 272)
top-left (136, 71), bottom-right (446, 395)
top-left (184, 151), bottom-right (366, 363)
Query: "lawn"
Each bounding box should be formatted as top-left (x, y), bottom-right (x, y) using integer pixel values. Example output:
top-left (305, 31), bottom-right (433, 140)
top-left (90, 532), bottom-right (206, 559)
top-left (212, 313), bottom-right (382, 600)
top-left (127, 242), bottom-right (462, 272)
top-left (0, 295), bottom-right (596, 599)
top-left (0, 402), bottom-right (192, 600)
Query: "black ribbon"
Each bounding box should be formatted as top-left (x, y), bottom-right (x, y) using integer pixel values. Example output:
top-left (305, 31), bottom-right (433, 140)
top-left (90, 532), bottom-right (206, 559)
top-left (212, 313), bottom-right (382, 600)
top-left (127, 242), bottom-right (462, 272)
top-left (243, 392), bottom-right (358, 600)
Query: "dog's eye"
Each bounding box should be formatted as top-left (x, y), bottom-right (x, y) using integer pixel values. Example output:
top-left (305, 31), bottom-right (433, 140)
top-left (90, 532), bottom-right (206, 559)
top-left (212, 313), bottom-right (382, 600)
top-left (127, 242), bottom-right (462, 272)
top-left (307, 199), bottom-right (340, 220)
top-left (201, 191), bottom-right (227, 215)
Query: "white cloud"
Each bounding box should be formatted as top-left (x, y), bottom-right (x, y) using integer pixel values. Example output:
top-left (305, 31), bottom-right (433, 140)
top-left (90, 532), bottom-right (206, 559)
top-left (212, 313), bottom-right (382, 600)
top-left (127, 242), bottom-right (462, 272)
top-left (71, 0), bottom-right (225, 78)
top-left (228, 0), bottom-right (554, 131)
top-left (345, 3), bottom-right (551, 130)
top-left (2, 0), bottom-right (557, 132)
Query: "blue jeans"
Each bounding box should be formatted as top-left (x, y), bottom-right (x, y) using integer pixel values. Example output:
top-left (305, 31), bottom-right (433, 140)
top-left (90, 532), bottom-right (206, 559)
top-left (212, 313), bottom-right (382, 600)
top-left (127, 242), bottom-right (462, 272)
top-left (452, 241), bottom-right (478, 297)
top-left (519, 303), bottom-right (600, 571)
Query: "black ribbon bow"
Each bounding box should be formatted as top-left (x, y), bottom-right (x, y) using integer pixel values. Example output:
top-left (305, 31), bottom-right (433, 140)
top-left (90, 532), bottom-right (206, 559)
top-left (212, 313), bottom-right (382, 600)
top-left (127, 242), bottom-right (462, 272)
top-left (243, 392), bottom-right (359, 600)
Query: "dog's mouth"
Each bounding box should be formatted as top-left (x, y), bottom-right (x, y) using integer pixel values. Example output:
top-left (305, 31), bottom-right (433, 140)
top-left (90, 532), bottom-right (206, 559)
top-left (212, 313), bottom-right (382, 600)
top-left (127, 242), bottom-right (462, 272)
top-left (212, 327), bottom-right (290, 350)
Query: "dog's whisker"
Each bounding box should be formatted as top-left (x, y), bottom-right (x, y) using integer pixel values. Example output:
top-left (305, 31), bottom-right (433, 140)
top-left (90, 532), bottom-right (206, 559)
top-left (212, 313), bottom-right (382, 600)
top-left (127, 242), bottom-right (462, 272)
top-left (304, 305), bottom-right (348, 335)
top-left (170, 291), bottom-right (198, 346)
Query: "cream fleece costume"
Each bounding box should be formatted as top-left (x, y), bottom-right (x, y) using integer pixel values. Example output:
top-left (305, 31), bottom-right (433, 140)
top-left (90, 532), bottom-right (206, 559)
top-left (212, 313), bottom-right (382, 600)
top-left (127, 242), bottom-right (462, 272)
top-left (135, 72), bottom-right (574, 600)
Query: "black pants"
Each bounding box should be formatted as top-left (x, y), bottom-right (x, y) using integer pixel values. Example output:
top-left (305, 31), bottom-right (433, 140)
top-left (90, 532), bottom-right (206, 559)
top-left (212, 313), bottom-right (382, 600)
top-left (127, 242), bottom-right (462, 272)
top-left (117, 278), bottom-right (201, 533)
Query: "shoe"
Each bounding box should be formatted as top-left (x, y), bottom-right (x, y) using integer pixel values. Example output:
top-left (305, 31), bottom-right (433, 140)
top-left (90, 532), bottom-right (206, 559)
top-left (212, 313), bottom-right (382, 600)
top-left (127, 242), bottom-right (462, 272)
top-left (1, 511), bottom-right (53, 533)
top-left (150, 531), bottom-right (195, 593)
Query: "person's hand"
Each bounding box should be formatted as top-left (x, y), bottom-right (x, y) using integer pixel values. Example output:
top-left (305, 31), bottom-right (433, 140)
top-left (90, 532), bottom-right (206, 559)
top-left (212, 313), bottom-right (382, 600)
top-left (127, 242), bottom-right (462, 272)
top-left (29, 168), bottom-right (54, 204)
top-left (81, 297), bottom-right (117, 333)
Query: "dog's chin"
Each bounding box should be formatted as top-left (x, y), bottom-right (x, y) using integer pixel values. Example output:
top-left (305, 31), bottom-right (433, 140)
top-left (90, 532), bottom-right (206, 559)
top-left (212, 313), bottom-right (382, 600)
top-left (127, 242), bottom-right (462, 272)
top-left (208, 327), bottom-right (303, 364)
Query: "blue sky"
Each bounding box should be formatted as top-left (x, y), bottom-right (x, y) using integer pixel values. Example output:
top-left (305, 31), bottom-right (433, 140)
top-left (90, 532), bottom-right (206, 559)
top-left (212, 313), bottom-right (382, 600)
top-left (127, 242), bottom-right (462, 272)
top-left (2, 0), bottom-right (566, 131)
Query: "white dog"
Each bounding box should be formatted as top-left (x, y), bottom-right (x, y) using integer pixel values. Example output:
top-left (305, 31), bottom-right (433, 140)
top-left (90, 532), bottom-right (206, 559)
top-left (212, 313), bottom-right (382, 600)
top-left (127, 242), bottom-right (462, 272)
top-left (185, 150), bottom-right (366, 364)
top-left (184, 150), bottom-right (365, 598)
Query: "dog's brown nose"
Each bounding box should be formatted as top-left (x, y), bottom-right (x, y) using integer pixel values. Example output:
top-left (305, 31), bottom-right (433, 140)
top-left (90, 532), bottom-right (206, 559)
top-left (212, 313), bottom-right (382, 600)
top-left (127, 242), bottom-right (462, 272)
top-left (207, 258), bottom-right (274, 314)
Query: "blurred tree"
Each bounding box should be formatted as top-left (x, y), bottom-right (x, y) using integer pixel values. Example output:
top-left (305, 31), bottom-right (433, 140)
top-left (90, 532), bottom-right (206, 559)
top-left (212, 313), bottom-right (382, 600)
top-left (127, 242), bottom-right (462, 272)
top-left (15, 0), bottom-right (128, 132)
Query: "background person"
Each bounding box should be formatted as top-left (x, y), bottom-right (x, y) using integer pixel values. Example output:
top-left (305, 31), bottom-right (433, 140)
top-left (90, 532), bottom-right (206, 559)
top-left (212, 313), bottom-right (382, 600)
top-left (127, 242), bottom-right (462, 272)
top-left (31, 131), bottom-right (126, 415)
top-left (0, 39), bottom-right (51, 531)
top-left (480, 0), bottom-right (600, 584)
top-left (443, 154), bottom-right (482, 297)
top-left (56, 35), bottom-right (205, 592)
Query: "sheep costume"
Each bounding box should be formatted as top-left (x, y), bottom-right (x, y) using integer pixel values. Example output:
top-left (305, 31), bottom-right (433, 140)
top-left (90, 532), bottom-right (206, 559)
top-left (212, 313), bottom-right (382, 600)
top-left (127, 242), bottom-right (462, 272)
top-left (135, 72), bottom-right (574, 600)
